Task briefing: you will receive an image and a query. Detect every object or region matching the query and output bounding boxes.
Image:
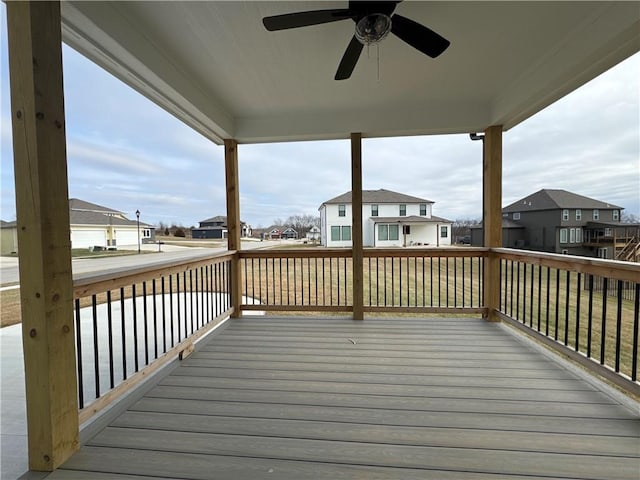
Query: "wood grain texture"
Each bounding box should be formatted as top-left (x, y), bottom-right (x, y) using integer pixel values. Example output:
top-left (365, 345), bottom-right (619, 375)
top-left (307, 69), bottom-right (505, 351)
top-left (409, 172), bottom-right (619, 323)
top-left (351, 132), bottom-right (364, 320)
top-left (54, 317), bottom-right (639, 479)
top-left (6, 0), bottom-right (78, 470)
top-left (224, 139), bottom-right (242, 317)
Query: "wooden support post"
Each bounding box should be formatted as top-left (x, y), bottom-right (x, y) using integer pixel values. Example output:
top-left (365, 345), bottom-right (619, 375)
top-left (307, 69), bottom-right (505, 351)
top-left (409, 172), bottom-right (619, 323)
top-left (224, 139), bottom-right (242, 318)
top-left (482, 125), bottom-right (503, 322)
top-left (351, 133), bottom-right (364, 320)
top-left (6, 1), bottom-right (79, 470)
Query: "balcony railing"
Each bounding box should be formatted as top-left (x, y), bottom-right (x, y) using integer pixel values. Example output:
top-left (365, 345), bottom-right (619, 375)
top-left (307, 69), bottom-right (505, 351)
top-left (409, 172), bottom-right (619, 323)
top-left (72, 252), bottom-right (233, 422)
top-left (72, 247), bottom-right (639, 423)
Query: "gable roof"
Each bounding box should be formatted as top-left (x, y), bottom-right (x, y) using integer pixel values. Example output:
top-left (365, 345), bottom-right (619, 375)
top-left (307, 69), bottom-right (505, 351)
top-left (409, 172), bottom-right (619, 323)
top-left (322, 189), bottom-right (434, 207)
top-left (69, 210), bottom-right (151, 227)
top-left (503, 189), bottom-right (623, 213)
top-left (69, 198), bottom-right (123, 215)
top-left (199, 215), bottom-right (246, 225)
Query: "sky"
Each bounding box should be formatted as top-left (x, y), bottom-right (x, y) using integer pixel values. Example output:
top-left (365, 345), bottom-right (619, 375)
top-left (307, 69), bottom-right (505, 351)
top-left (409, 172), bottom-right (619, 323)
top-left (0, 6), bottom-right (638, 229)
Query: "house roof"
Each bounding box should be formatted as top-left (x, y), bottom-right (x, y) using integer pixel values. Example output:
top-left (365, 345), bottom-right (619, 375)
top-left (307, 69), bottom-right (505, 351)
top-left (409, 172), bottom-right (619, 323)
top-left (322, 189), bottom-right (434, 206)
top-left (199, 215), bottom-right (247, 225)
top-left (69, 198), bottom-right (123, 215)
top-left (0, 220), bottom-right (16, 228)
top-left (69, 210), bottom-right (151, 228)
top-left (60, 2), bottom-right (639, 144)
top-left (373, 215), bottom-right (452, 224)
top-left (503, 189), bottom-right (623, 212)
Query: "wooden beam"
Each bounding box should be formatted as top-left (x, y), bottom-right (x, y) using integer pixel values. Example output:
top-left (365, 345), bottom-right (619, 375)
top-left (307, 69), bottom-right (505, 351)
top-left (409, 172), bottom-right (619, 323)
top-left (482, 125), bottom-right (503, 322)
top-left (6, 1), bottom-right (78, 470)
top-left (224, 139), bottom-right (242, 318)
top-left (351, 133), bottom-right (364, 320)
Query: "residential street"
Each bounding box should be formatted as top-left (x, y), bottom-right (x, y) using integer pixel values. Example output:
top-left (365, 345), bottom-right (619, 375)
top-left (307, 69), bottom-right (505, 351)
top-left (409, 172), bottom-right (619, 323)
top-left (0, 239), bottom-right (294, 286)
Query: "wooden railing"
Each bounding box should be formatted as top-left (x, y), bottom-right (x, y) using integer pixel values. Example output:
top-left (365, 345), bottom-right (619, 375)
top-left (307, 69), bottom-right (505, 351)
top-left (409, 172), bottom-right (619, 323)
top-left (72, 252), bottom-right (233, 422)
top-left (494, 248), bottom-right (639, 393)
top-left (239, 248), bottom-right (488, 315)
top-left (72, 247), bottom-right (639, 422)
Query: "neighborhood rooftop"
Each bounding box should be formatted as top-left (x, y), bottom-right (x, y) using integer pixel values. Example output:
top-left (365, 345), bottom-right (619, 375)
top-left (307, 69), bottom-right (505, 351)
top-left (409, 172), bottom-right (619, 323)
top-left (322, 189), bottom-right (434, 206)
top-left (68, 198), bottom-right (124, 215)
top-left (504, 189), bottom-right (623, 212)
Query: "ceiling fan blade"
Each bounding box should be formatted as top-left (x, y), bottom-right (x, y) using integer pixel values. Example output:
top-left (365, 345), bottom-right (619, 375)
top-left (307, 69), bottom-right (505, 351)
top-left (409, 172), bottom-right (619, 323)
top-left (391, 14), bottom-right (450, 58)
top-left (335, 35), bottom-right (364, 80)
top-left (263, 9), bottom-right (352, 31)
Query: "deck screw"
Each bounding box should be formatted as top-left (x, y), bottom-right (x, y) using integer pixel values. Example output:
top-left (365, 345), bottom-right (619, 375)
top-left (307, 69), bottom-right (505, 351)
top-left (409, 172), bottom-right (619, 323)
top-left (52, 293), bottom-right (60, 302)
top-left (29, 329), bottom-right (36, 338)
top-left (36, 112), bottom-right (44, 120)
top-left (35, 292), bottom-right (40, 298)
top-left (16, 110), bottom-right (22, 119)
top-left (43, 455), bottom-right (50, 462)
top-left (54, 120), bottom-right (62, 128)
top-left (62, 325), bottom-right (70, 333)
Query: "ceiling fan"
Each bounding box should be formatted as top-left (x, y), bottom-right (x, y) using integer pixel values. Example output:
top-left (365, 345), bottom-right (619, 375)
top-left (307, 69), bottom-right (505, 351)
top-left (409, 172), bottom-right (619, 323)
top-left (262, 1), bottom-right (450, 80)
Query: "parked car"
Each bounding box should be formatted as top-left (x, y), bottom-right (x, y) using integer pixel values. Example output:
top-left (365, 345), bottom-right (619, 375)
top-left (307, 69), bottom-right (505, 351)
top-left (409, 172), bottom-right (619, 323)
top-left (459, 235), bottom-right (471, 245)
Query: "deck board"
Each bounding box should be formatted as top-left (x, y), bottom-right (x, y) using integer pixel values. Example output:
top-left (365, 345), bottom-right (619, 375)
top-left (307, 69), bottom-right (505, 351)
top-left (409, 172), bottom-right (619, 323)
top-left (51, 317), bottom-right (640, 479)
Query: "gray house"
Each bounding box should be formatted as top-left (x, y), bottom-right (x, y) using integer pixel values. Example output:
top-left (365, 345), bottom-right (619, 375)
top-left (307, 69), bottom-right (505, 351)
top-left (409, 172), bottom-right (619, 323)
top-left (471, 189), bottom-right (639, 260)
top-left (191, 215), bottom-right (251, 239)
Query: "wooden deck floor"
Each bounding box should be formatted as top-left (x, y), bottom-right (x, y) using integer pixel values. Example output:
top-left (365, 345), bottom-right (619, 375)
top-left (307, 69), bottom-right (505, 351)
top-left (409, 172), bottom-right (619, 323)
top-left (47, 317), bottom-right (639, 479)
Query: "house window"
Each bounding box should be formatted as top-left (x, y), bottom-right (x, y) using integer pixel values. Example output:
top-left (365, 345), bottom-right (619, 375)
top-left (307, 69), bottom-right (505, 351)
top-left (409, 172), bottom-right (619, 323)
top-left (371, 204), bottom-right (378, 217)
top-left (143, 229), bottom-right (151, 238)
top-left (513, 212), bottom-right (520, 220)
top-left (341, 226), bottom-right (351, 241)
top-left (593, 209), bottom-right (599, 221)
top-left (605, 227), bottom-right (612, 237)
top-left (569, 228), bottom-right (576, 243)
top-left (419, 204), bottom-right (427, 216)
top-left (331, 226), bottom-right (341, 241)
top-left (597, 248), bottom-right (607, 259)
top-left (338, 205), bottom-right (346, 217)
top-left (378, 224), bottom-right (399, 241)
top-left (440, 226), bottom-right (448, 238)
top-left (402, 225), bottom-right (411, 235)
top-left (575, 228), bottom-right (582, 243)
top-left (613, 210), bottom-right (619, 221)
top-left (562, 209), bottom-right (569, 221)
top-left (378, 224), bottom-right (388, 241)
top-left (560, 228), bottom-right (568, 243)
top-left (575, 209), bottom-right (582, 221)
top-left (399, 204), bottom-right (406, 216)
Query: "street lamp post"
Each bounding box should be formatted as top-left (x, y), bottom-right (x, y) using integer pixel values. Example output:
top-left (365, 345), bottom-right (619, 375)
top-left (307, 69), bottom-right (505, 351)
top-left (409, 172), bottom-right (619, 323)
top-left (136, 209), bottom-right (140, 253)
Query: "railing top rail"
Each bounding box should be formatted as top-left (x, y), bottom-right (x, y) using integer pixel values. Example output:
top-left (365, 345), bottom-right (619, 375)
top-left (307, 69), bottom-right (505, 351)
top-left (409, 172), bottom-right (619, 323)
top-left (492, 247), bottom-right (639, 282)
top-left (73, 250), bottom-right (236, 298)
top-left (239, 248), bottom-right (352, 259)
top-left (365, 247), bottom-right (488, 258)
top-left (239, 247), bottom-right (489, 259)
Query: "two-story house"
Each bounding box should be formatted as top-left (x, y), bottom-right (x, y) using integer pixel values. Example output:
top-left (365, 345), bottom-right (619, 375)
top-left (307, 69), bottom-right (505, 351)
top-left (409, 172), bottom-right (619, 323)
top-left (191, 215), bottom-right (251, 239)
top-left (319, 189), bottom-right (452, 248)
top-left (471, 189), bottom-right (639, 260)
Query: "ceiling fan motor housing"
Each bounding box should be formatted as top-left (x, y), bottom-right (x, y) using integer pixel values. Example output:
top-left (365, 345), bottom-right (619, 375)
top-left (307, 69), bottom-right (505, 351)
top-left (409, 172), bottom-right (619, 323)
top-left (355, 14), bottom-right (392, 45)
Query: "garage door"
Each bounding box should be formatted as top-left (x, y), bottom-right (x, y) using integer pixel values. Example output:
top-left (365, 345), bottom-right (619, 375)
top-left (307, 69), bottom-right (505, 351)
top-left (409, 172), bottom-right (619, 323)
top-left (71, 229), bottom-right (107, 249)
top-left (115, 229), bottom-right (139, 247)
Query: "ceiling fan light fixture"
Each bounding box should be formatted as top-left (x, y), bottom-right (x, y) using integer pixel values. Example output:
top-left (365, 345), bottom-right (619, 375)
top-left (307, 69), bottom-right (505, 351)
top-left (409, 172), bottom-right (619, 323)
top-left (355, 13), bottom-right (391, 45)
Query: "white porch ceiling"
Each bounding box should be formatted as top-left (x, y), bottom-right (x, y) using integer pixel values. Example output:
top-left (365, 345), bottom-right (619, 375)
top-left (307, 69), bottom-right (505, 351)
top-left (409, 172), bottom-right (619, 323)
top-left (61, 1), bottom-right (639, 145)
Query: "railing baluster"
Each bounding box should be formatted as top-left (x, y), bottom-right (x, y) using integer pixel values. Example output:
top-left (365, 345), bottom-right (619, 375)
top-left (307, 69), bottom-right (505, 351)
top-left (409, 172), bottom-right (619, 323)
top-left (587, 274), bottom-right (594, 358)
top-left (545, 267), bottom-right (550, 336)
top-left (142, 282), bottom-right (149, 365)
top-left (260, 258), bottom-right (264, 307)
top-left (632, 283), bottom-right (639, 381)
top-left (554, 269), bottom-right (560, 341)
top-left (600, 278), bottom-right (608, 365)
top-left (294, 257), bottom-right (297, 305)
top-left (183, 272), bottom-right (188, 338)
top-left (152, 279), bottom-right (158, 358)
top-left (537, 265), bottom-right (542, 331)
top-left (615, 280), bottom-right (623, 373)
top-left (161, 276), bottom-right (167, 353)
top-left (175, 274), bottom-right (181, 343)
top-left (75, 299), bottom-right (84, 409)
top-left (564, 271), bottom-right (570, 346)
top-left (575, 273), bottom-right (581, 352)
top-left (120, 288), bottom-right (127, 379)
top-left (529, 263), bottom-right (534, 327)
top-left (106, 290), bottom-right (114, 389)
top-left (132, 285), bottom-right (139, 372)
top-left (92, 294), bottom-right (100, 398)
